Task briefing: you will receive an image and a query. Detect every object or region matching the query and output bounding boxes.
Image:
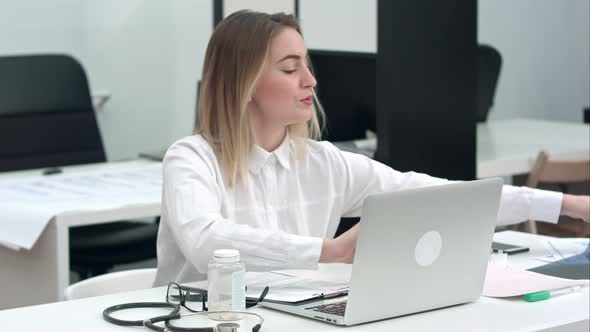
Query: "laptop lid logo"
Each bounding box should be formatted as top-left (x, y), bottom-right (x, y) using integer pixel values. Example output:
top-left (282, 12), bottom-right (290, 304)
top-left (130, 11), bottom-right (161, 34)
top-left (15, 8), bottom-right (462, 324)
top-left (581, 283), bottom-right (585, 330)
top-left (415, 230), bottom-right (442, 267)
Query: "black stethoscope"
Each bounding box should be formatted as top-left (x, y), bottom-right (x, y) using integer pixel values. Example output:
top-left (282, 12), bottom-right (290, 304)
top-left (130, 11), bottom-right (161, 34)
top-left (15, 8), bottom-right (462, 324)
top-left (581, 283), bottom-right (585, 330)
top-left (103, 302), bottom-right (264, 332)
top-left (103, 285), bottom-right (268, 332)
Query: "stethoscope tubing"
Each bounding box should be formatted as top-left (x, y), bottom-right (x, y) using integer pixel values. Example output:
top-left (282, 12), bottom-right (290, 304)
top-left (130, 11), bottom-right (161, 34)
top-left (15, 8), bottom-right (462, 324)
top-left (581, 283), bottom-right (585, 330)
top-left (103, 302), bottom-right (263, 332)
top-left (103, 302), bottom-right (180, 327)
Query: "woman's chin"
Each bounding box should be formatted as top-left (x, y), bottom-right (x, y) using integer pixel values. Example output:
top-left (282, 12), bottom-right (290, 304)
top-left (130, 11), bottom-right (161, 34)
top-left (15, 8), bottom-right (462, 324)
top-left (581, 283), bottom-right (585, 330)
top-left (296, 107), bottom-right (314, 122)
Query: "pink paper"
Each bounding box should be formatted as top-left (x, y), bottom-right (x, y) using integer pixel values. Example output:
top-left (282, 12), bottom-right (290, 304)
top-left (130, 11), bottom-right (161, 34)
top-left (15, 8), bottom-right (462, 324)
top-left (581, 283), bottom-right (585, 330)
top-left (482, 264), bottom-right (589, 298)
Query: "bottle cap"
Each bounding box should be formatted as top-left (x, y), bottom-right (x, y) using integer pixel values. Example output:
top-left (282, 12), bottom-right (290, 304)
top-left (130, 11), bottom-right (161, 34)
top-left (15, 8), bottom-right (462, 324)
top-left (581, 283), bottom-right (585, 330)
top-left (213, 249), bottom-right (240, 263)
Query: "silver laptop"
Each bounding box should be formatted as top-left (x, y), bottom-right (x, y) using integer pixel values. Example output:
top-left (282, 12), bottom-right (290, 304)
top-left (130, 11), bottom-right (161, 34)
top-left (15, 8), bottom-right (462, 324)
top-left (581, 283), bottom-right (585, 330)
top-left (262, 178), bottom-right (503, 325)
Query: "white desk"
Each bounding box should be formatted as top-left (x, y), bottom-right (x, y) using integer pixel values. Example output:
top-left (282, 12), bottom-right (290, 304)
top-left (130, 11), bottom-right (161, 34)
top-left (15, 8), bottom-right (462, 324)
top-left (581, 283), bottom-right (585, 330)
top-left (336, 118), bottom-right (590, 178)
top-left (0, 160), bottom-right (161, 310)
top-left (0, 231), bottom-right (588, 331)
top-left (477, 119), bottom-right (590, 178)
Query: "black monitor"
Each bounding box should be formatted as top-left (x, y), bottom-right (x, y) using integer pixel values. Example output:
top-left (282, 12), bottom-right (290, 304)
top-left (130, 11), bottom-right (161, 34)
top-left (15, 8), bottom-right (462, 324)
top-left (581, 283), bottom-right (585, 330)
top-left (309, 50), bottom-right (376, 142)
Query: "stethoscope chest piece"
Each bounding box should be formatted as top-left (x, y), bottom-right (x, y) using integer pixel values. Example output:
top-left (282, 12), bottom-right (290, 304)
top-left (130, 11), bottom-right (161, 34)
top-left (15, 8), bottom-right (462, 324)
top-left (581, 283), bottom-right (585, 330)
top-left (216, 322), bottom-right (239, 332)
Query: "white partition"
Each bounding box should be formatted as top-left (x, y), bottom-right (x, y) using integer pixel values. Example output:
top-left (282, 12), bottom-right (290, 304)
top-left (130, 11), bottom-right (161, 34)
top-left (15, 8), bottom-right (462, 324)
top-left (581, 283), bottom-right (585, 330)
top-left (479, 0), bottom-right (590, 122)
top-left (83, 1), bottom-right (212, 160)
top-left (223, 0), bottom-right (295, 16)
top-left (0, 0), bottom-right (85, 56)
top-left (299, 0), bottom-right (376, 53)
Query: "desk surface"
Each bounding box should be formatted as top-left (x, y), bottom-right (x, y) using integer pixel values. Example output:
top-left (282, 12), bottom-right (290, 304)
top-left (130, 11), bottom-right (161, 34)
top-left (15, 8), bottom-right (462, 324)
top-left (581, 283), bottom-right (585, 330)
top-left (0, 159), bottom-right (162, 249)
top-left (0, 159), bottom-right (163, 309)
top-left (0, 231), bottom-right (588, 332)
top-left (337, 118), bottom-right (590, 178)
top-left (477, 118), bottom-right (589, 178)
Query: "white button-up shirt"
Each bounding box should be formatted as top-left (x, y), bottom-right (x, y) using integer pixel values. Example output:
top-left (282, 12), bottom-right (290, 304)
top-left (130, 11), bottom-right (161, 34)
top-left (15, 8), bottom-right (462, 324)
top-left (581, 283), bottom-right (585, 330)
top-left (153, 134), bottom-right (562, 286)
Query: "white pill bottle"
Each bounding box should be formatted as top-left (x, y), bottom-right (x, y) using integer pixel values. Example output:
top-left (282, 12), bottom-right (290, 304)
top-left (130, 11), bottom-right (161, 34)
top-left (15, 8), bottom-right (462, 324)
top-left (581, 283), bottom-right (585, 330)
top-left (207, 249), bottom-right (246, 320)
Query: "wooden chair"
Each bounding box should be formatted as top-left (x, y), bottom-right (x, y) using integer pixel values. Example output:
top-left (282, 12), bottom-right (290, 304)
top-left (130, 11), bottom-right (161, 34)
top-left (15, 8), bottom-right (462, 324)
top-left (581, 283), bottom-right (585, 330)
top-left (525, 151), bottom-right (590, 234)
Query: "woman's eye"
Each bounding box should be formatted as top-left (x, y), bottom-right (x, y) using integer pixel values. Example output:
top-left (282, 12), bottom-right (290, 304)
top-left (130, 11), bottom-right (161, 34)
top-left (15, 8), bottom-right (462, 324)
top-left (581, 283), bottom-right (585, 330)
top-left (283, 69), bottom-right (297, 74)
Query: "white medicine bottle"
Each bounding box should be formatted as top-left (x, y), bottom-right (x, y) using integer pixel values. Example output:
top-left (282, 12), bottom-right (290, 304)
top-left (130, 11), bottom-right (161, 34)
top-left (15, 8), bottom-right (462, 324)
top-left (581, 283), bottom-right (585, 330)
top-left (207, 249), bottom-right (246, 320)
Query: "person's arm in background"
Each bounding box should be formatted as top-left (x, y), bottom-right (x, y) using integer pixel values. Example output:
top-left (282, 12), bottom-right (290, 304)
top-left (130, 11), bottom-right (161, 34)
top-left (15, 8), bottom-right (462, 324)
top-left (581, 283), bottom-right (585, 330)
top-left (561, 194), bottom-right (590, 222)
top-left (495, 186), bottom-right (588, 225)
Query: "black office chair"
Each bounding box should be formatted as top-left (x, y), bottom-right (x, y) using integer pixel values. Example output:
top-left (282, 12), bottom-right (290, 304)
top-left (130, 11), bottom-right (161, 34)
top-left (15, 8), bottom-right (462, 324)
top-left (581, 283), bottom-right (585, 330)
top-left (477, 44), bottom-right (503, 122)
top-left (0, 54), bottom-right (159, 279)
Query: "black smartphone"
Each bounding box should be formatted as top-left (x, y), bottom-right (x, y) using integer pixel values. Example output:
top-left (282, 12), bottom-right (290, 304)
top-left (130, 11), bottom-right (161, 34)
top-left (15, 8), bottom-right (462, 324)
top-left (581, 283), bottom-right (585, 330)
top-left (491, 242), bottom-right (530, 255)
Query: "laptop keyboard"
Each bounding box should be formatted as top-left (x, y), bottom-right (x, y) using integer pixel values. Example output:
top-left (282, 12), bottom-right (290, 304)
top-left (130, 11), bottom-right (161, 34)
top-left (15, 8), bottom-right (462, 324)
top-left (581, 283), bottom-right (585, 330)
top-left (305, 301), bottom-right (347, 316)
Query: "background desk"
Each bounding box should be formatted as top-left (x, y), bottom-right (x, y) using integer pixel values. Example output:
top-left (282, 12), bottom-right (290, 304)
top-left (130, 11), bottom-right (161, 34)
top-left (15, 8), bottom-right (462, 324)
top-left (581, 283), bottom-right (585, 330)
top-left (0, 160), bottom-right (161, 309)
top-left (336, 118), bottom-right (590, 178)
top-left (477, 118), bottom-right (590, 178)
top-left (0, 231), bottom-right (588, 331)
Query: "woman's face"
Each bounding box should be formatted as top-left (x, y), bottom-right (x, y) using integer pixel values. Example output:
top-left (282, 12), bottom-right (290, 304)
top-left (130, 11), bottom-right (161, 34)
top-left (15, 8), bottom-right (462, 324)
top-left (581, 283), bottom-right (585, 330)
top-left (250, 27), bottom-right (317, 129)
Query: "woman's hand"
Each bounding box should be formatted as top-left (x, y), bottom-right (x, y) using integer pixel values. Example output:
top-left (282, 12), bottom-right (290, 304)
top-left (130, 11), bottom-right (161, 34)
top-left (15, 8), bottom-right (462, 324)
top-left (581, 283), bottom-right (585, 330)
top-left (319, 223), bottom-right (360, 263)
top-left (561, 194), bottom-right (590, 222)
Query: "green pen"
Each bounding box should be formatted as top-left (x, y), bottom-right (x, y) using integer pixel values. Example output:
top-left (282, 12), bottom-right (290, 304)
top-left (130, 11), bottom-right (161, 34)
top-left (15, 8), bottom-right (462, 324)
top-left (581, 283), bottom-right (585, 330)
top-left (524, 286), bottom-right (582, 302)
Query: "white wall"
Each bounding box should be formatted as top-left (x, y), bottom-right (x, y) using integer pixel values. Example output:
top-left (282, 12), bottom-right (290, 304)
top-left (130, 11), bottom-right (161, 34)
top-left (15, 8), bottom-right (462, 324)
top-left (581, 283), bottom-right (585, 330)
top-left (0, 0), bottom-right (85, 57)
top-left (1, 0), bottom-right (211, 161)
top-left (479, 0), bottom-right (589, 122)
top-left (300, 0), bottom-right (376, 53)
top-left (224, 0), bottom-right (294, 17)
top-left (83, 1), bottom-right (211, 160)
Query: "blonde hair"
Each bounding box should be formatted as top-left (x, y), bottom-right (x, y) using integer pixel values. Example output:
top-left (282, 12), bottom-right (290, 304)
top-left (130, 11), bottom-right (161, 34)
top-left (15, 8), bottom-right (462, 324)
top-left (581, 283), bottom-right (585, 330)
top-left (197, 10), bottom-right (324, 187)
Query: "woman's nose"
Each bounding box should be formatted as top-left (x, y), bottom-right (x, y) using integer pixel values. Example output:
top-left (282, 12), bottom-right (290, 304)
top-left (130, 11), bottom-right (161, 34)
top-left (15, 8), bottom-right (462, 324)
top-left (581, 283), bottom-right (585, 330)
top-left (302, 66), bottom-right (317, 88)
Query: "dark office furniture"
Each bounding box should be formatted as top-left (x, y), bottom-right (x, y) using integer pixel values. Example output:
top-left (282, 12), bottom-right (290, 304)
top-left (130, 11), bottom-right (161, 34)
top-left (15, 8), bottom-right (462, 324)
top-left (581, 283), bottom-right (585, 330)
top-left (477, 44), bottom-right (503, 122)
top-left (310, 44), bottom-right (501, 144)
top-left (376, 0), bottom-right (477, 181)
top-left (0, 54), bottom-right (159, 279)
top-left (584, 107), bottom-right (589, 124)
top-left (309, 50), bottom-right (376, 141)
top-left (308, 51), bottom-right (377, 237)
top-left (0, 56), bottom-right (105, 171)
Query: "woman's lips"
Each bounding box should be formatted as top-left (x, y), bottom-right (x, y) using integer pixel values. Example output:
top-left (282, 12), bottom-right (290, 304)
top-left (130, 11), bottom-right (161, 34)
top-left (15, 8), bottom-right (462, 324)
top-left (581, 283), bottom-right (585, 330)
top-left (300, 96), bottom-right (313, 106)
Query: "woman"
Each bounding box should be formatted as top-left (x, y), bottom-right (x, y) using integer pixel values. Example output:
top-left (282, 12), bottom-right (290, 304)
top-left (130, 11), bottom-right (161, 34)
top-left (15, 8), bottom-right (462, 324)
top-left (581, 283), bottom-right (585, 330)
top-left (153, 10), bottom-right (589, 285)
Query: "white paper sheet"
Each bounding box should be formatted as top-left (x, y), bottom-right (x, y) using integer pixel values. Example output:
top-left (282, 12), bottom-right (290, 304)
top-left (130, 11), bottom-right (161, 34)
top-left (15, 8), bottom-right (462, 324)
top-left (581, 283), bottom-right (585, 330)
top-left (0, 163), bottom-right (162, 250)
top-left (246, 271), bottom-right (349, 303)
top-left (537, 237), bottom-right (590, 262)
top-left (482, 264), bottom-right (589, 297)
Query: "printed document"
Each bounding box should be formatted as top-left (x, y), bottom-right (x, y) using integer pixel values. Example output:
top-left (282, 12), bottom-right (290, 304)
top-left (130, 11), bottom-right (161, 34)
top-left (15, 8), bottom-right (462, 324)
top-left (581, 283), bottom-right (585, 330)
top-left (0, 162), bottom-right (162, 250)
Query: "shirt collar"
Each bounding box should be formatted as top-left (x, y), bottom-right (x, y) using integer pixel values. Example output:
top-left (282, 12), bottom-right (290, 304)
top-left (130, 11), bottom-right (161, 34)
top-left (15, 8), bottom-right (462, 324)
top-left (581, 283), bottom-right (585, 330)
top-left (248, 133), bottom-right (292, 174)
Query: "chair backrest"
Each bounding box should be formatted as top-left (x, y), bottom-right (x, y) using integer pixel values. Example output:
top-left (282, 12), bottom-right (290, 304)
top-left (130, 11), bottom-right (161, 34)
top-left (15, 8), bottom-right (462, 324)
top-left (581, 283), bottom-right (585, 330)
top-left (524, 151), bottom-right (590, 234)
top-left (477, 44), bottom-right (502, 123)
top-left (0, 54), bottom-right (106, 172)
top-left (527, 151), bottom-right (590, 187)
top-left (64, 268), bottom-right (157, 300)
